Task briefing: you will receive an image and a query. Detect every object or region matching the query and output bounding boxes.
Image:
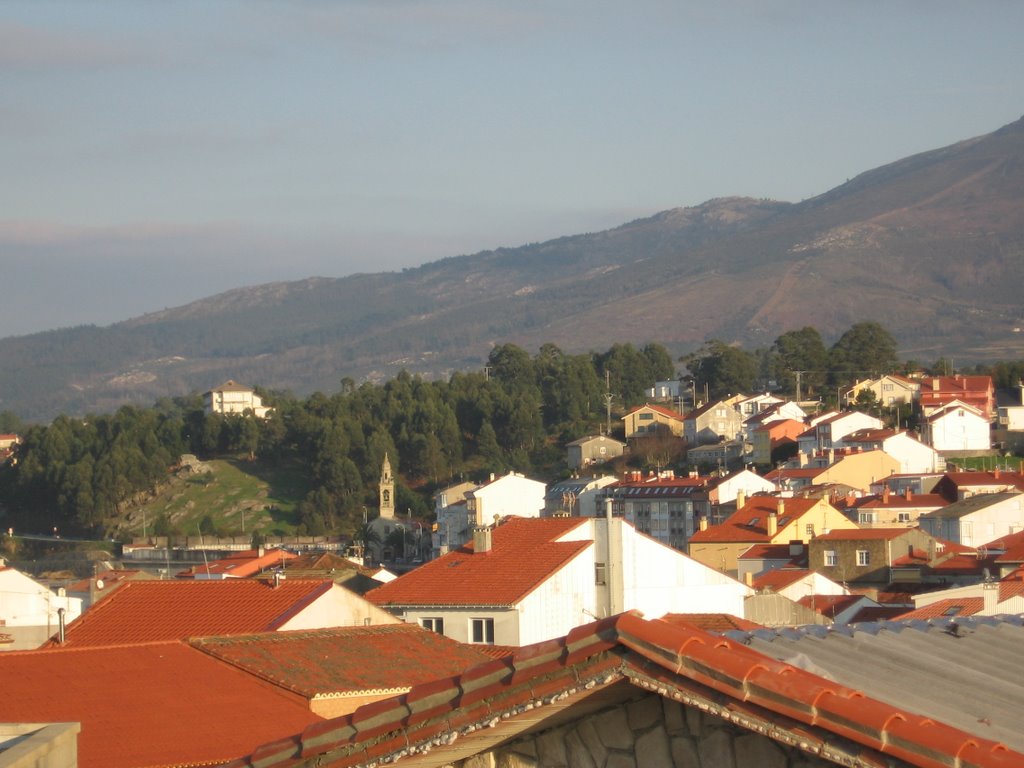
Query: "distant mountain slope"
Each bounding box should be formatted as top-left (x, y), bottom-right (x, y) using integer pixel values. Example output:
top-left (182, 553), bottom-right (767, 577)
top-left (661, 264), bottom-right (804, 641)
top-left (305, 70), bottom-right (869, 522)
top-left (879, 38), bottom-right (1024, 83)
top-left (2, 117), bottom-right (1023, 421)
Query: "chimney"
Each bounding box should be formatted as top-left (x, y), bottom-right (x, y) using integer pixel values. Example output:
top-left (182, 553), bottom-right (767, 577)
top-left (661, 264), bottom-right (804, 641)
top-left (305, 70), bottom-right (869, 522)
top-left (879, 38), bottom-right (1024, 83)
top-left (273, 571), bottom-right (284, 588)
top-left (927, 538), bottom-right (937, 563)
top-left (767, 511), bottom-right (778, 538)
top-left (776, 498), bottom-right (785, 517)
top-left (735, 489), bottom-right (746, 510)
top-left (473, 526), bottom-right (493, 554)
top-left (799, 452), bottom-right (808, 467)
top-left (983, 581), bottom-right (999, 614)
top-left (743, 571), bottom-right (754, 587)
top-left (698, 516), bottom-right (708, 532)
top-left (905, 487), bottom-right (912, 500)
top-left (994, 467), bottom-right (1001, 479)
top-left (932, 378), bottom-right (939, 391)
top-left (57, 607), bottom-right (66, 644)
top-left (882, 486), bottom-right (890, 503)
top-left (257, 545), bottom-right (265, 558)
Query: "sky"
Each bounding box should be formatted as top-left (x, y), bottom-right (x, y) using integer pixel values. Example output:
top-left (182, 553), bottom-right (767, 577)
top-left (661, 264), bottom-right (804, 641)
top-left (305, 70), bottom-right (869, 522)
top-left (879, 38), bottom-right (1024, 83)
top-left (2, 1), bottom-right (1023, 338)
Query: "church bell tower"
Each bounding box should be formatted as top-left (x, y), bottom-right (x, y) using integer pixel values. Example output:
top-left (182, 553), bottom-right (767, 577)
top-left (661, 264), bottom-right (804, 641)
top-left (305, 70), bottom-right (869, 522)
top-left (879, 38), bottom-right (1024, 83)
top-left (379, 453), bottom-right (395, 519)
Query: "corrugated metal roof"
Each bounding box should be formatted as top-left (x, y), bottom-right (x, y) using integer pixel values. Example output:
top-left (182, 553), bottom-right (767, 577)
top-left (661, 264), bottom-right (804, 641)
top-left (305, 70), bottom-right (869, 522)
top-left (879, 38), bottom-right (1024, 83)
top-left (725, 615), bottom-right (1024, 751)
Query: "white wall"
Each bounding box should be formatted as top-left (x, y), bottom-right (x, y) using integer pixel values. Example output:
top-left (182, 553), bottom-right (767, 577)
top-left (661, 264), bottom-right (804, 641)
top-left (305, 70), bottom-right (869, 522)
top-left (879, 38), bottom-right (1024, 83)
top-left (925, 410), bottom-right (991, 451)
top-left (279, 583), bottom-right (400, 630)
top-left (471, 474), bottom-right (546, 523)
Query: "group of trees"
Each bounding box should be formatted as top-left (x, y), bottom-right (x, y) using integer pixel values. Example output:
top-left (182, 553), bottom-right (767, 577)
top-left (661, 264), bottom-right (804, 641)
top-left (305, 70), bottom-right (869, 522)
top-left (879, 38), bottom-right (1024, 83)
top-left (685, 322), bottom-right (902, 401)
top-left (0, 342), bottom-right (672, 539)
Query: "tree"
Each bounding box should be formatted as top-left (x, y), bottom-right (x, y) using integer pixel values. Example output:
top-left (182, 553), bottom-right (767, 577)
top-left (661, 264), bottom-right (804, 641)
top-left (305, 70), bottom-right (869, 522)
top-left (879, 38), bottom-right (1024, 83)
top-left (770, 327), bottom-right (828, 397)
top-left (682, 340), bottom-right (758, 400)
top-left (828, 322), bottom-right (898, 385)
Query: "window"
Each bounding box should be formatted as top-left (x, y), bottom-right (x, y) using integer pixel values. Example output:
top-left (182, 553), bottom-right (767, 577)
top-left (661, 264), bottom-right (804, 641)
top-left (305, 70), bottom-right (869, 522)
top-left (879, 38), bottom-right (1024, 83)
top-left (857, 550), bottom-right (870, 566)
top-left (595, 562), bottom-right (607, 586)
top-left (805, 524), bottom-right (815, 537)
top-left (824, 550), bottom-right (837, 567)
top-left (471, 618), bottom-right (495, 645)
top-left (639, 412), bottom-right (654, 421)
top-left (897, 512), bottom-right (912, 523)
top-left (421, 617), bottom-right (444, 634)
top-left (858, 512), bottom-right (876, 524)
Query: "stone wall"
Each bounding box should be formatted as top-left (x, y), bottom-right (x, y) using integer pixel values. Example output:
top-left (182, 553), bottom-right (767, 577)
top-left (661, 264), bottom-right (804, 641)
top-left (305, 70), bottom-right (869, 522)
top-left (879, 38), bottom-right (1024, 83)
top-left (459, 691), bottom-right (836, 768)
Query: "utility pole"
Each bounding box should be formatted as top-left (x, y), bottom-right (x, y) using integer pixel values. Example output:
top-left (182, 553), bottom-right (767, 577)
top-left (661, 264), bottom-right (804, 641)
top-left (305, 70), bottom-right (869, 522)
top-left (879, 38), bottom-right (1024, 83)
top-left (793, 370), bottom-right (805, 403)
top-left (604, 370), bottom-right (614, 436)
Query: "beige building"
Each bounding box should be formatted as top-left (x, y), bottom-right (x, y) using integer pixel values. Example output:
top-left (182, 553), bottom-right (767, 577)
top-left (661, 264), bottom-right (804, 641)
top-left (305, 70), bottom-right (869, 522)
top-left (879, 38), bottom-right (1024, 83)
top-left (621, 403), bottom-right (684, 438)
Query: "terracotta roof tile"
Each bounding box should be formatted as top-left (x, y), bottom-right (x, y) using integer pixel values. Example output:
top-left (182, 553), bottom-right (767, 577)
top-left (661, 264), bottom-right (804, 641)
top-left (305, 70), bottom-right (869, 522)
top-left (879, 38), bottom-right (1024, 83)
top-left (367, 517), bottom-right (591, 607)
top-left (190, 624), bottom-right (492, 697)
top-left (688, 497), bottom-right (821, 543)
top-left (796, 593), bottom-right (864, 618)
top-left (624, 402), bottom-right (684, 420)
top-left (752, 568), bottom-right (811, 591)
top-left (230, 611), bottom-right (1024, 768)
top-left (658, 612), bottom-right (763, 632)
top-left (50, 578), bottom-right (336, 647)
top-left (814, 527), bottom-right (911, 541)
top-left (894, 598), bottom-right (985, 620)
top-left (0, 641), bottom-right (320, 768)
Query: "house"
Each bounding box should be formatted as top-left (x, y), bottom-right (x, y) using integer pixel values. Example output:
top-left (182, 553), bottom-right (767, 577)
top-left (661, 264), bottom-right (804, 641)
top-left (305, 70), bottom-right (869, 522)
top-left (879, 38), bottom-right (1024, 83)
top-left (645, 379), bottom-right (682, 400)
top-left (65, 567), bottom-right (157, 609)
top-left (809, 527), bottom-right (945, 585)
top-left (685, 439), bottom-right (744, 468)
top-left (803, 410), bottom-right (886, 453)
top-left (996, 383), bottom-right (1024, 430)
top-left (681, 399), bottom-right (744, 445)
top-left (621, 403), bottom-right (684, 438)
top-left (599, 471), bottom-right (710, 549)
top-left (844, 373), bottom-right (919, 407)
top-left (565, 434), bottom-right (626, 469)
top-left (189, 624), bottom-right (494, 718)
top-left (0, 565), bottom-right (83, 650)
top-left (543, 475), bottom-right (618, 517)
top-left (768, 448), bottom-right (901, 494)
top-left (203, 379), bottom-right (272, 418)
top-left (46, 578), bottom-right (399, 648)
top-left (0, 640), bottom-right (323, 768)
top-left (898, 579), bottom-right (1024, 619)
top-left (707, 468), bottom-right (776, 507)
top-left (848, 486), bottom-right (949, 528)
top-left (751, 567), bottom-right (850, 604)
top-left (229, 611), bottom-right (1024, 768)
top-left (281, 552), bottom-right (387, 595)
top-left (917, 490), bottom-right (1024, 546)
top-left (919, 400), bottom-right (991, 452)
top-left (688, 495), bottom-right (857, 575)
top-left (736, 541), bottom-right (807, 583)
top-left (918, 374), bottom-right (995, 420)
top-left (176, 546), bottom-right (298, 578)
top-left (367, 516), bottom-right (752, 646)
top-left (729, 392), bottom-right (784, 417)
top-left (0, 433), bottom-right (19, 464)
top-left (466, 471), bottom-right (546, 525)
top-left (931, 468), bottom-right (1024, 501)
top-left (750, 417), bottom-right (806, 465)
top-left (842, 428), bottom-right (945, 473)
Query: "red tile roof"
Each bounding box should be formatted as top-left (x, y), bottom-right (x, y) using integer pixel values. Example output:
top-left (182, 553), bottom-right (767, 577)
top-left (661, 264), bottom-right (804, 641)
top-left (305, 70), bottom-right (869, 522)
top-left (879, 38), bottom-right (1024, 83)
top-left (190, 624), bottom-right (493, 698)
top-left (813, 527), bottom-right (911, 541)
top-left (895, 598), bottom-right (985, 620)
top-left (367, 517), bottom-right (591, 607)
top-left (0, 641), bottom-right (321, 768)
top-left (737, 543), bottom-right (800, 560)
top-left (228, 611), bottom-right (1024, 768)
top-left (796, 593), bottom-right (864, 618)
top-left (688, 497), bottom-right (821, 543)
top-left (752, 568), bottom-right (811, 591)
top-left (177, 547), bottom-right (298, 578)
top-left (50, 578), bottom-right (336, 647)
top-left (624, 402), bottom-right (683, 420)
top-left (658, 612), bottom-right (763, 632)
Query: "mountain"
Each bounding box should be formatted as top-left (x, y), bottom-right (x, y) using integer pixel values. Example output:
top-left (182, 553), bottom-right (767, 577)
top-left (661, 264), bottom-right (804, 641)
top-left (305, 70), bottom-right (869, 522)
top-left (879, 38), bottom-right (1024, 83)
top-left (3, 117), bottom-right (1024, 422)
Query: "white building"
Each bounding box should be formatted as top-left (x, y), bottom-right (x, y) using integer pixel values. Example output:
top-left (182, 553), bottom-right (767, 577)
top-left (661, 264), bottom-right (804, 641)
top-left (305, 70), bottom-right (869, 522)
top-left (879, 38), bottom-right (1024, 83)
top-left (544, 476), bottom-right (618, 517)
top-left (843, 429), bottom-right (945, 474)
top-left (917, 491), bottom-right (1024, 547)
top-left (203, 380), bottom-right (272, 418)
top-left (920, 401), bottom-right (991, 452)
top-left (432, 473), bottom-right (546, 557)
top-left (368, 516), bottom-right (753, 647)
top-left (0, 565), bottom-right (83, 650)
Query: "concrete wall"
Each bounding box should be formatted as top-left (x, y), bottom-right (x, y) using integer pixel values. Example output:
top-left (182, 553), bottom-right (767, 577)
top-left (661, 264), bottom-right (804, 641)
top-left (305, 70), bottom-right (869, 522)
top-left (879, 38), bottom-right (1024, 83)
top-left (457, 691), bottom-right (835, 768)
top-left (0, 723), bottom-right (79, 768)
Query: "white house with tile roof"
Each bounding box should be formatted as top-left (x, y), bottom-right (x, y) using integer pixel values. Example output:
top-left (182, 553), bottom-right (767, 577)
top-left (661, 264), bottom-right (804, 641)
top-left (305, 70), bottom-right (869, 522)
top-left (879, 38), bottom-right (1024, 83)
top-left (203, 379), bottom-right (272, 418)
top-left (919, 400), bottom-right (991, 452)
top-left (367, 516), bottom-right (752, 647)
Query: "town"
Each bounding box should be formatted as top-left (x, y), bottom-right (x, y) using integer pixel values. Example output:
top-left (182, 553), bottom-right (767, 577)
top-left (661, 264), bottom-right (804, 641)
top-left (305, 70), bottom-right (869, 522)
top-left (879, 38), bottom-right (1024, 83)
top-left (2, 338), bottom-right (1023, 768)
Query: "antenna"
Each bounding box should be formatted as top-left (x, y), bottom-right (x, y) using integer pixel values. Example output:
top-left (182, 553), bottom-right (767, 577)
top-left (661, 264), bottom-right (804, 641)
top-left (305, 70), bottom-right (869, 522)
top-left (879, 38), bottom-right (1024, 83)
top-left (198, 525), bottom-right (209, 577)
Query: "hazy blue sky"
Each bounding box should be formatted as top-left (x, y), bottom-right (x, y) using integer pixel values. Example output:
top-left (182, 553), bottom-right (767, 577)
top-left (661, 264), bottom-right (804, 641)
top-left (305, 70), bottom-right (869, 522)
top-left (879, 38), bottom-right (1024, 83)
top-left (2, 1), bottom-right (1023, 337)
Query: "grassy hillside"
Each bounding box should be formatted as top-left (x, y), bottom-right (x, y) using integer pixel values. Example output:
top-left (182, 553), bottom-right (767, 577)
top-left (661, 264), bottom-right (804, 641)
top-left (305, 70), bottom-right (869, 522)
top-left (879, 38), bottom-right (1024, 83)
top-left (122, 458), bottom-right (312, 539)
